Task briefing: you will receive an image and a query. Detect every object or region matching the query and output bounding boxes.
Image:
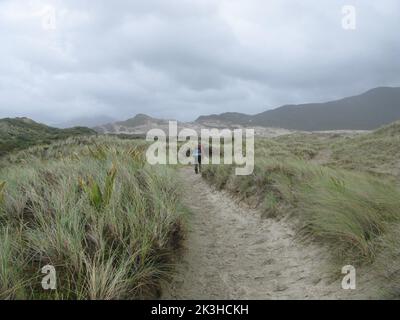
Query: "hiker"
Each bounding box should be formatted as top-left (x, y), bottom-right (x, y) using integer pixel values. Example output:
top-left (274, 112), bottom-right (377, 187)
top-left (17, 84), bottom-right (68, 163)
top-left (192, 143), bottom-right (203, 174)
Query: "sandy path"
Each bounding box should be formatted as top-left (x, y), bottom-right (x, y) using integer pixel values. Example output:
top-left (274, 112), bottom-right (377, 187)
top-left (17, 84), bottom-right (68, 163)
top-left (163, 167), bottom-right (368, 299)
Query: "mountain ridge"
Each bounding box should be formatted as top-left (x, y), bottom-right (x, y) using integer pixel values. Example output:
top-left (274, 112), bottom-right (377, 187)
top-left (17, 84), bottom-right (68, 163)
top-left (195, 86), bottom-right (400, 130)
top-left (88, 86), bottom-right (400, 133)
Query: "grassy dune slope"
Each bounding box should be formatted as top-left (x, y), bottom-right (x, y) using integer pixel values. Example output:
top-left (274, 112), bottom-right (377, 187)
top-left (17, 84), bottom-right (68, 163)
top-left (0, 136), bottom-right (186, 299)
top-left (202, 122), bottom-right (400, 297)
top-left (0, 117), bottom-right (96, 156)
top-left (329, 121), bottom-right (400, 177)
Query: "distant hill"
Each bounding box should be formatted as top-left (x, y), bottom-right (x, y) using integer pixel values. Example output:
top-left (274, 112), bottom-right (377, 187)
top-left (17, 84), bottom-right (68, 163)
top-left (196, 87), bottom-right (400, 131)
top-left (196, 112), bottom-right (252, 125)
top-left (0, 117), bottom-right (96, 156)
top-left (118, 113), bottom-right (168, 127)
top-left (93, 113), bottom-right (294, 138)
top-left (94, 113), bottom-right (170, 134)
top-left (93, 87), bottom-right (400, 134)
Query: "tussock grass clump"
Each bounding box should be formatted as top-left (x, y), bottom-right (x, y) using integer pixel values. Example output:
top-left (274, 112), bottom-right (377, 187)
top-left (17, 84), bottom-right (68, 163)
top-left (0, 136), bottom-right (186, 299)
top-left (294, 166), bottom-right (400, 259)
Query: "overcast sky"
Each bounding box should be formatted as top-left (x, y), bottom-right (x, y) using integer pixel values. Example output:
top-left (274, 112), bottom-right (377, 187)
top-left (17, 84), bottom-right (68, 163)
top-left (1, 0), bottom-right (400, 125)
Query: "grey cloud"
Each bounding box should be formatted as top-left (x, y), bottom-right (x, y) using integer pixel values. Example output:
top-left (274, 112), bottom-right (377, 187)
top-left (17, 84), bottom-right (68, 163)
top-left (0, 0), bottom-right (399, 124)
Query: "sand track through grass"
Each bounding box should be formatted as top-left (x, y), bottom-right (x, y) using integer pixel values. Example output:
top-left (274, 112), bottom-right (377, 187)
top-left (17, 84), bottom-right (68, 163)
top-left (163, 167), bottom-right (373, 299)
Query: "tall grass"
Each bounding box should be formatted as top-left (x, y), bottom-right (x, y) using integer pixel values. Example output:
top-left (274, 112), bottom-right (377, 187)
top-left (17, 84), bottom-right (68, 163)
top-left (0, 136), bottom-right (186, 299)
top-left (202, 132), bottom-right (400, 297)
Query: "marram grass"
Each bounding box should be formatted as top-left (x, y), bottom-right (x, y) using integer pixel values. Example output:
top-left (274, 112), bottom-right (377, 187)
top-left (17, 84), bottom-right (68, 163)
top-left (0, 136), bottom-right (186, 299)
top-left (202, 130), bottom-right (400, 297)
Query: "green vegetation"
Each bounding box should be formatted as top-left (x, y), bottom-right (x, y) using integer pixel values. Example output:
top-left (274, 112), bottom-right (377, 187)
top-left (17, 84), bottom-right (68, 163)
top-left (0, 117), bottom-right (96, 156)
top-left (0, 136), bottom-right (186, 299)
top-left (202, 122), bottom-right (400, 297)
top-left (1, 117), bottom-right (400, 299)
top-left (329, 121), bottom-right (400, 177)
top-left (0, 181), bottom-right (5, 204)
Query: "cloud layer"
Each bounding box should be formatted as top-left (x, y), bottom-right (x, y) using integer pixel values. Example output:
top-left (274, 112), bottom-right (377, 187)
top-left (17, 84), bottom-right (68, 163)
top-left (1, 0), bottom-right (400, 124)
